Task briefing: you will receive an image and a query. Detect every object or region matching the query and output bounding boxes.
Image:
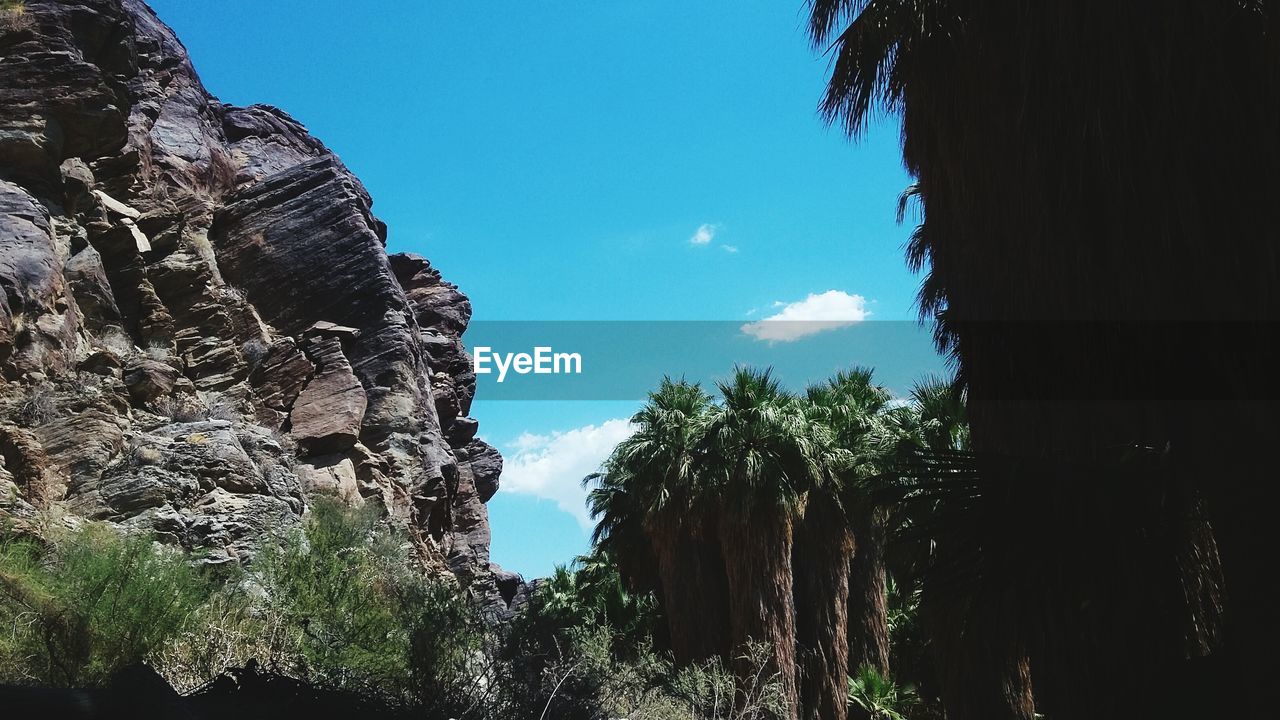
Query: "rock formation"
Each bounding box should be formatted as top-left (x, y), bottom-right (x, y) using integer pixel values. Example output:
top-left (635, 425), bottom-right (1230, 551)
top-left (1, 0), bottom-right (514, 616)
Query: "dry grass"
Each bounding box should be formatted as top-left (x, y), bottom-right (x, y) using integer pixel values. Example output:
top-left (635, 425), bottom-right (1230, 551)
top-left (154, 589), bottom-right (301, 694)
top-left (144, 339), bottom-right (172, 361)
top-left (241, 338), bottom-right (268, 371)
top-left (199, 391), bottom-right (241, 422)
top-left (14, 382), bottom-right (60, 427)
top-left (130, 445), bottom-right (163, 467)
top-left (1, 1), bottom-right (32, 33)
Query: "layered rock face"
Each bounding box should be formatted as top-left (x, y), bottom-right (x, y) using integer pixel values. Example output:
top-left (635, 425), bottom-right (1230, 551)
top-left (1, 0), bottom-right (511, 614)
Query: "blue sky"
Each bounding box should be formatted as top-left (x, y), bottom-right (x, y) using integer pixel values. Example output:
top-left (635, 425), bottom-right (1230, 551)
top-left (148, 0), bottom-right (940, 578)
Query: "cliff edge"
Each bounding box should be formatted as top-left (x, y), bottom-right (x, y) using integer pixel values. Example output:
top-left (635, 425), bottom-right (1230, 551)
top-left (0, 0), bottom-right (514, 616)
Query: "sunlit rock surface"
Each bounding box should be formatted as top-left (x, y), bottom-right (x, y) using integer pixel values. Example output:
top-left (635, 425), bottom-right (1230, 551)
top-left (1, 0), bottom-right (516, 617)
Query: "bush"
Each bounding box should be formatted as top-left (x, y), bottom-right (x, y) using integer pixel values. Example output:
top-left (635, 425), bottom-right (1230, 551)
top-left (1, 504), bottom-right (763, 720)
top-left (507, 550), bottom-right (663, 670)
top-left (397, 575), bottom-right (487, 711)
top-left (498, 556), bottom-right (788, 720)
top-left (1, 1), bottom-right (32, 33)
top-left (144, 339), bottom-right (172, 361)
top-left (148, 391), bottom-right (242, 424)
top-left (14, 382), bottom-right (59, 426)
top-left (199, 391), bottom-right (242, 422)
top-left (669, 642), bottom-right (789, 720)
top-left (254, 501), bottom-right (411, 694)
top-left (0, 503), bottom-right (494, 705)
top-left (253, 499), bottom-right (487, 713)
top-left (525, 624), bottom-right (675, 720)
top-left (847, 665), bottom-right (920, 720)
top-left (241, 338), bottom-right (269, 371)
top-left (0, 525), bottom-right (209, 686)
top-left (153, 571), bottom-right (298, 693)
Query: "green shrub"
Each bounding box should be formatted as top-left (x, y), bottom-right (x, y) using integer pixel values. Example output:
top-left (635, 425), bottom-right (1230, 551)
top-left (401, 581), bottom-right (486, 708)
top-left (254, 501), bottom-right (411, 695)
top-left (1, 504), bottom-right (756, 720)
top-left (253, 499), bottom-right (487, 713)
top-left (0, 524), bottom-right (209, 686)
top-left (668, 642), bottom-right (789, 720)
top-left (508, 549), bottom-right (663, 671)
top-left (847, 665), bottom-right (920, 720)
top-left (528, 624), bottom-right (673, 720)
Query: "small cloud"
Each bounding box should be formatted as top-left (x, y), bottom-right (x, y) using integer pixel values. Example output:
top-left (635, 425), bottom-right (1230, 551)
top-left (500, 419), bottom-right (636, 529)
top-left (720, 244), bottom-right (739, 253)
top-left (740, 290), bottom-right (871, 343)
top-left (508, 431), bottom-right (549, 454)
top-left (689, 223), bottom-right (717, 245)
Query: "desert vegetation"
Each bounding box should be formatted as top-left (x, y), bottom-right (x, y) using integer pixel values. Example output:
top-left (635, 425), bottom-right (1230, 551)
top-left (0, 498), bottom-right (795, 719)
top-left (0, 0), bottom-right (30, 32)
top-left (1, 365), bottom-right (953, 719)
top-left (584, 367), bottom-right (957, 720)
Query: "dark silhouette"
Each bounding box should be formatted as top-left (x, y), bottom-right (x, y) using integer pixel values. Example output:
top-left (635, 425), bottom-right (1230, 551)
top-left (810, 1), bottom-right (1278, 717)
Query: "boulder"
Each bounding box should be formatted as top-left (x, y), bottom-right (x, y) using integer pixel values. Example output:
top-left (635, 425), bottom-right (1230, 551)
top-left (78, 350), bottom-right (124, 376)
top-left (123, 358), bottom-right (180, 403)
top-left (0, 180), bottom-right (78, 376)
top-left (467, 438), bottom-right (503, 503)
top-left (64, 245), bottom-right (123, 332)
top-left (295, 453), bottom-right (364, 507)
top-left (0, 423), bottom-right (59, 506)
top-left (249, 337), bottom-right (314, 411)
top-left (289, 336), bottom-right (366, 454)
top-left (34, 409), bottom-right (125, 487)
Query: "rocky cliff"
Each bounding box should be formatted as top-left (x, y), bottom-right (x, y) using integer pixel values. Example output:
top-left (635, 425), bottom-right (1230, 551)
top-left (0, 0), bottom-right (514, 616)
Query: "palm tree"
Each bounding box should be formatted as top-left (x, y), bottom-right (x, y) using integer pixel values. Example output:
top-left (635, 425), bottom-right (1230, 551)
top-left (571, 547), bottom-right (662, 654)
top-left (885, 377), bottom-right (1036, 720)
top-left (794, 368), bottom-right (892, 720)
top-left (702, 367), bottom-right (823, 720)
top-left (587, 378), bottom-right (730, 665)
top-left (585, 463), bottom-right (658, 600)
top-left (905, 376), bottom-right (967, 454)
top-left (539, 564), bottom-right (586, 625)
top-left (808, 2), bottom-right (1266, 717)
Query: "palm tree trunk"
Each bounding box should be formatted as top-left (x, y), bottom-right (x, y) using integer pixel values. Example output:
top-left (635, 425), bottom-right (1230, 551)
top-left (647, 508), bottom-right (731, 665)
top-left (845, 505), bottom-right (888, 679)
top-left (923, 576), bottom-right (1035, 720)
top-left (886, 2), bottom-right (1264, 714)
top-left (694, 512), bottom-right (733, 660)
top-left (793, 498), bottom-right (852, 720)
top-left (719, 504), bottom-right (800, 720)
top-left (933, 632), bottom-right (1035, 720)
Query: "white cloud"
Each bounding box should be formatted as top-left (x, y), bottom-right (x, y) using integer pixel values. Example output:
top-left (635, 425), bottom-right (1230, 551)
top-left (740, 290), bottom-right (871, 343)
top-left (500, 419), bottom-right (636, 529)
top-left (689, 223), bottom-right (717, 245)
top-left (720, 244), bottom-right (739, 253)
